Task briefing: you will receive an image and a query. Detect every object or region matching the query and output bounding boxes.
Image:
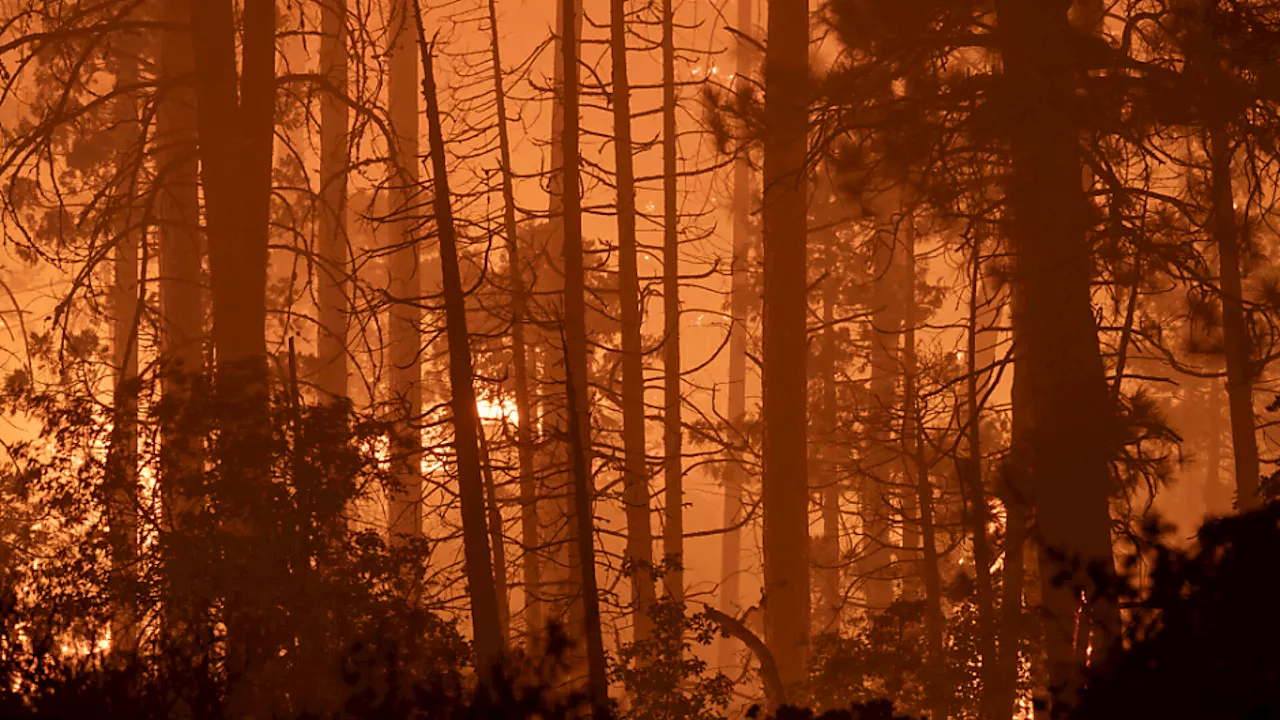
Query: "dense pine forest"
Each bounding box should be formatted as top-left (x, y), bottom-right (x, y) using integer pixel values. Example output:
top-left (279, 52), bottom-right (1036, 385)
top-left (1, 0), bottom-right (1279, 718)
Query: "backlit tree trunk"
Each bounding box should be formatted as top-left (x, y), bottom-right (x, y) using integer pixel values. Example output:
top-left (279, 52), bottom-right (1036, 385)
top-left (719, 0), bottom-right (754, 669)
top-left (963, 234), bottom-right (998, 720)
top-left (106, 19), bottom-right (142, 652)
top-left (478, 427), bottom-right (511, 640)
top-left (412, 15), bottom-right (505, 671)
top-left (661, 0), bottom-right (684, 605)
top-left (484, 0), bottom-right (542, 639)
top-left (862, 207), bottom-right (901, 611)
top-left (996, 0), bottom-right (1119, 714)
top-left (761, 0), bottom-right (811, 688)
top-left (190, 0), bottom-right (281, 712)
top-left (610, 0), bottom-right (657, 639)
top-left (559, 0), bottom-right (608, 705)
top-left (900, 216), bottom-right (946, 719)
top-left (387, 0), bottom-right (423, 544)
top-left (317, 0), bottom-right (349, 401)
top-left (156, 0), bottom-right (207, 648)
top-left (1203, 376), bottom-right (1229, 515)
top-left (1207, 126), bottom-right (1260, 511)
top-left (817, 194), bottom-right (841, 633)
top-left (540, 0), bottom-right (585, 624)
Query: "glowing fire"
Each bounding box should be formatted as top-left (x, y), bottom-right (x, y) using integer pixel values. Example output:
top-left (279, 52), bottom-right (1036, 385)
top-left (476, 397), bottom-right (518, 425)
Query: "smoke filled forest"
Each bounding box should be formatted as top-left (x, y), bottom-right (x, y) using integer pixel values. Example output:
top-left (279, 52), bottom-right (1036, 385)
top-left (9, 0), bottom-right (1280, 717)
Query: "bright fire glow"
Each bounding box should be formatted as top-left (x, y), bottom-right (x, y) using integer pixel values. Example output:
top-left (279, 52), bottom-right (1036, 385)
top-left (476, 397), bottom-right (518, 425)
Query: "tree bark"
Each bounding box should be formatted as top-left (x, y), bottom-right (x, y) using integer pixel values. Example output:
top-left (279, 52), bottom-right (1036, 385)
top-left (995, 0), bottom-right (1119, 715)
top-left (817, 200), bottom-right (841, 633)
top-left (1006, 282), bottom-right (1040, 720)
top-left (317, 0), bottom-right (349, 401)
top-left (478, 424), bottom-right (511, 641)
top-left (609, 0), bottom-right (657, 640)
top-left (540, 0), bottom-right (585, 625)
top-left (1203, 376), bottom-right (1229, 516)
top-left (719, 0), bottom-right (753, 669)
top-left (1207, 126), bottom-right (1260, 511)
top-left (661, 0), bottom-right (684, 605)
top-left (190, 0), bottom-right (280, 712)
top-left (156, 0), bottom-right (207, 650)
top-left (387, 0), bottom-right (423, 545)
top-left (761, 0), bottom-right (811, 688)
top-left (814, 185), bottom-right (844, 632)
top-left (995, 479), bottom-right (1028, 720)
top-left (900, 216), bottom-right (946, 720)
top-left (565, 342), bottom-right (610, 718)
top-left (412, 19), bottom-right (506, 673)
top-left (963, 235), bottom-right (998, 720)
top-left (107, 17), bottom-right (143, 653)
top-left (484, 0), bottom-right (543, 642)
top-left (559, 0), bottom-right (605, 703)
top-left (862, 209), bottom-right (901, 611)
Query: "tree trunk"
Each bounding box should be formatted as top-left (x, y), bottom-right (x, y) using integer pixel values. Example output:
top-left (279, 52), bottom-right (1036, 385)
top-left (540, 0), bottom-right (585, 626)
top-left (1006, 282), bottom-right (1040, 720)
top-left (761, 0), bottom-right (810, 688)
top-left (719, 0), bottom-right (753, 669)
top-left (387, 0), bottom-right (423, 545)
top-left (412, 19), bottom-right (506, 673)
top-left (976, 231), bottom-right (1023, 720)
top-left (963, 235), bottom-right (998, 720)
top-left (995, 481), bottom-right (1028, 720)
top-left (107, 21), bottom-right (143, 653)
top-left (609, 0), bottom-right (657, 640)
top-left (190, 0), bottom-right (280, 712)
top-left (705, 606), bottom-right (786, 710)
top-left (862, 210), bottom-right (901, 611)
top-left (558, 0), bottom-right (607, 704)
top-left (661, 0), bottom-right (684, 605)
top-left (565, 343), bottom-right (610, 718)
top-left (484, 0), bottom-right (542, 640)
top-left (478, 424), bottom-right (512, 641)
top-left (818, 207), bottom-right (840, 633)
top-left (1207, 126), bottom-right (1260, 511)
top-left (1203, 376), bottom-right (1229, 516)
top-left (995, 0), bottom-right (1119, 715)
top-left (900, 216), bottom-right (946, 719)
top-left (156, 0), bottom-right (207, 650)
top-left (317, 0), bottom-right (349, 401)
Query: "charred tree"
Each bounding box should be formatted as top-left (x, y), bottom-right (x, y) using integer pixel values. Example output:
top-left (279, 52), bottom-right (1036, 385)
top-left (387, 0), bottom-right (423, 544)
top-left (484, 0), bottom-right (543, 640)
top-left (540, 0), bottom-right (585, 624)
top-left (317, 0), bottom-right (349, 401)
top-left (661, 0), bottom-right (684, 605)
top-left (1206, 127), bottom-right (1259, 511)
top-left (478, 426), bottom-right (512, 641)
top-left (609, 0), bottom-right (657, 639)
top-left (559, 0), bottom-right (608, 705)
top-left (411, 17), bottom-right (505, 673)
top-left (719, 0), bottom-right (754, 668)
